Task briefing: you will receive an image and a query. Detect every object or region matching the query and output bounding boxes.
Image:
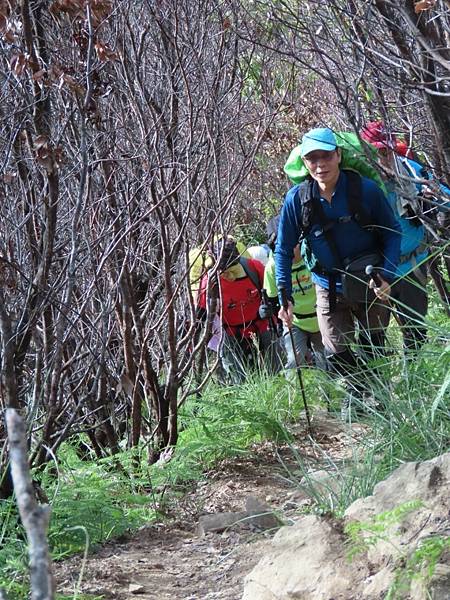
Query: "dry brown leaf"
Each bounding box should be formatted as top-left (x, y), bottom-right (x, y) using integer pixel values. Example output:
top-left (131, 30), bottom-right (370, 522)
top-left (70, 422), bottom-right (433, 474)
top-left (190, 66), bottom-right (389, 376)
top-left (50, 0), bottom-right (112, 24)
top-left (60, 73), bottom-right (85, 95)
top-left (414, 0), bottom-right (436, 12)
top-left (0, 10), bottom-right (17, 43)
top-left (92, 0), bottom-right (113, 24)
top-left (34, 135), bottom-right (49, 150)
top-left (10, 53), bottom-right (28, 76)
top-left (95, 40), bottom-right (118, 62)
top-left (48, 63), bottom-right (63, 81)
top-left (50, 0), bottom-right (84, 19)
top-left (32, 69), bottom-right (46, 82)
top-left (3, 172), bottom-right (16, 184)
top-left (3, 28), bottom-right (16, 43)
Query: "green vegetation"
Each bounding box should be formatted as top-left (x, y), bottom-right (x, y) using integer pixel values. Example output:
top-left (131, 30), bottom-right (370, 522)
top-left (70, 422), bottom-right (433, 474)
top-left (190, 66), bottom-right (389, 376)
top-left (0, 296), bottom-right (448, 598)
top-left (387, 535), bottom-right (450, 599)
top-left (344, 502), bottom-right (450, 599)
top-left (344, 500), bottom-right (424, 560)
top-left (0, 369), bottom-right (309, 597)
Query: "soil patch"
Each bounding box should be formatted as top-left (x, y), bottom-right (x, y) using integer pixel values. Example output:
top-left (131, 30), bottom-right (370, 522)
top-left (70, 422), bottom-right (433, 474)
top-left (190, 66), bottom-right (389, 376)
top-left (54, 414), bottom-right (366, 600)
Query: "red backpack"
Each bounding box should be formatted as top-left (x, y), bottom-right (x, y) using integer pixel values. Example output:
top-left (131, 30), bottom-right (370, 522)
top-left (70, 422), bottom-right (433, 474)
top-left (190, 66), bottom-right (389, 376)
top-left (199, 258), bottom-right (268, 337)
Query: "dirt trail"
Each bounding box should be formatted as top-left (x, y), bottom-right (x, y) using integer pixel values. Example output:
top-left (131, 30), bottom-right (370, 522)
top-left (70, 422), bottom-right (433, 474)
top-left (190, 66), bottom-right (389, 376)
top-left (54, 414), bottom-right (365, 600)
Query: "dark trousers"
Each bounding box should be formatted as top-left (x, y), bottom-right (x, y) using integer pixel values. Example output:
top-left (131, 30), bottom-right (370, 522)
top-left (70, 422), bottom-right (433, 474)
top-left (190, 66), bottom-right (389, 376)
top-left (220, 330), bottom-right (283, 384)
top-left (382, 265), bottom-right (428, 350)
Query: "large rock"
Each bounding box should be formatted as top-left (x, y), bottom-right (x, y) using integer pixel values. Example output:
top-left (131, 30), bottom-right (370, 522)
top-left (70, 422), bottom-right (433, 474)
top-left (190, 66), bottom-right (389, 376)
top-left (242, 453), bottom-right (450, 600)
top-left (242, 514), bottom-right (368, 600)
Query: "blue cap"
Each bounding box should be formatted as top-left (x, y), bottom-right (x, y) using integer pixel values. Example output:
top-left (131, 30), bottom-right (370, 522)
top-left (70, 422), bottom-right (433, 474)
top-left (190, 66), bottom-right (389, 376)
top-left (299, 127), bottom-right (337, 157)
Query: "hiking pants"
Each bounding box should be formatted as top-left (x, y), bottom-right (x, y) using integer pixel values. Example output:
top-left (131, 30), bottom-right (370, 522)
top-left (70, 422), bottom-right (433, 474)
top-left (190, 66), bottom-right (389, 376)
top-left (382, 265), bottom-right (428, 350)
top-left (316, 285), bottom-right (388, 402)
top-left (315, 285), bottom-right (388, 356)
top-left (282, 326), bottom-right (326, 371)
top-left (220, 329), bottom-right (283, 384)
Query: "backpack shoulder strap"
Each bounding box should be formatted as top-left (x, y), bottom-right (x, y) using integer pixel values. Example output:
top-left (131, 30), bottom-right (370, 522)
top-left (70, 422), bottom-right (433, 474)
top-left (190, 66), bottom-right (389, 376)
top-left (239, 257), bottom-right (262, 292)
top-left (344, 169), bottom-right (373, 228)
top-left (297, 177), bottom-right (317, 237)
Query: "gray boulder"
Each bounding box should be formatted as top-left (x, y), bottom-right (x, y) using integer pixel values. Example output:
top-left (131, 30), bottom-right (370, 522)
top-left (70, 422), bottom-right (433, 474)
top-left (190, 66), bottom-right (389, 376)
top-left (242, 452), bottom-right (450, 600)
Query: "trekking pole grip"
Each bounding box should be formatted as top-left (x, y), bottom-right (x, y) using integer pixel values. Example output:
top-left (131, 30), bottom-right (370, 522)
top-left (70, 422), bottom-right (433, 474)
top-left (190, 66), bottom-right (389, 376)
top-left (365, 265), bottom-right (382, 287)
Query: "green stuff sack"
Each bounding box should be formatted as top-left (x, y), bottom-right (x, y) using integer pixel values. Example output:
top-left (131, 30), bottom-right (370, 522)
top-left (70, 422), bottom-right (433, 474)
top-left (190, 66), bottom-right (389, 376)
top-left (283, 131), bottom-right (386, 194)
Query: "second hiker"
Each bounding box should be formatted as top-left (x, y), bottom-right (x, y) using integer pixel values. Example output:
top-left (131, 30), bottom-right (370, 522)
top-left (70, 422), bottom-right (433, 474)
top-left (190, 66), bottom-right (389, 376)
top-left (197, 237), bottom-right (282, 384)
top-left (261, 216), bottom-right (326, 373)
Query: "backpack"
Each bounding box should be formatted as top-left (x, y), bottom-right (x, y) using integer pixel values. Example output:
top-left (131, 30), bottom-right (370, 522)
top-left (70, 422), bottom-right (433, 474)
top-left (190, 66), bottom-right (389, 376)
top-left (239, 257), bottom-right (262, 292)
top-left (298, 170), bottom-right (382, 306)
top-left (190, 237), bottom-right (250, 298)
top-left (284, 131), bottom-right (386, 194)
top-left (219, 257), bottom-right (264, 333)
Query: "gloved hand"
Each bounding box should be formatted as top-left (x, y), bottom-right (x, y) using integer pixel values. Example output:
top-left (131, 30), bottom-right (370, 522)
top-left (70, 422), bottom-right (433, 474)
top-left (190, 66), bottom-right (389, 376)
top-left (258, 304), bottom-right (272, 319)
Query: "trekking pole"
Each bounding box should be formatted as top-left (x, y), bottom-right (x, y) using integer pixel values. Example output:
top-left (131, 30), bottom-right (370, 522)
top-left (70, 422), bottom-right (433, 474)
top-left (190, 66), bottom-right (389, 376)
top-left (365, 265), bottom-right (401, 326)
top-left (261, 288), bottom-right (284, 379)
top-left (261, 288), bottom-right (279, 339)
top-left (279, 286), bottom-right (313, 434)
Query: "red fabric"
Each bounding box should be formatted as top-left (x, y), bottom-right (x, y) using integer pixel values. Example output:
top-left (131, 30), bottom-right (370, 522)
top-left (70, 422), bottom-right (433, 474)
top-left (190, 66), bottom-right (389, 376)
top-left (360, 120), bottom-right (397, 149)
top-left (198, 259), bottom-right (268, 337)
top-left (394, 140), bottom-right (414, 158)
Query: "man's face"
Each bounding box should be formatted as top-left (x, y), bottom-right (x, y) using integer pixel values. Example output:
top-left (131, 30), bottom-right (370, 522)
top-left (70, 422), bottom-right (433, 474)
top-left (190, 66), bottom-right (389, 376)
top-left (303, 149), bottom-right (341, 186)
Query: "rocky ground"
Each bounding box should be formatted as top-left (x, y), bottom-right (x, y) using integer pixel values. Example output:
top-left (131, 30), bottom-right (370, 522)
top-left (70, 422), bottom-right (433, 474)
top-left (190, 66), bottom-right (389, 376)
top-left (54, 413), bottom-right (364, 600)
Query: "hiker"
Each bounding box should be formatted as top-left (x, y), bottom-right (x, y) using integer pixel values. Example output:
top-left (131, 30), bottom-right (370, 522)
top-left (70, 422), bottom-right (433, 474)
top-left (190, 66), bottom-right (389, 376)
top-left (197, 237), bottom-right (281, 384)
top-left (190, 236), bottom-right (251, 382)
top-left (361, 121), bottom-right (450, 345)
top-left (275, 127), bottom-right (401, 419)
top-left (189, 236), bottom-right (250, 300)
top-left (261, 217), bottom-right (326, 372)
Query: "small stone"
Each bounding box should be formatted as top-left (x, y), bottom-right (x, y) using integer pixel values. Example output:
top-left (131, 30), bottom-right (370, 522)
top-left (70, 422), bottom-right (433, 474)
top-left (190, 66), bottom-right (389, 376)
top-left (129, 583), bottom-right (145, 594)
top-left (197, 511), bottom-right (248, 535)
top-left (245, 496), bottom-right (283, 531)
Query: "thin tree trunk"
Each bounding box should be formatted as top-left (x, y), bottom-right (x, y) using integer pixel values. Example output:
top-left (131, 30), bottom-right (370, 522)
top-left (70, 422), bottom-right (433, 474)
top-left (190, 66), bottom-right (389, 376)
top-left (6, 408), bottom-right (55, 600)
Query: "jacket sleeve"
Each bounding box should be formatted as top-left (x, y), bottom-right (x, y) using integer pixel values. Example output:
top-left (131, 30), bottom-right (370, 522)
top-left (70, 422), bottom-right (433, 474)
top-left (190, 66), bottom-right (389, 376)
top-left (263, 258), bottom-right (278, 299)
top-left (274, 186), bottom-right (302, 302)
top-left (407, 158), bottom-right (450, 211)
top-left (364, 179), bottom-right (401, 282)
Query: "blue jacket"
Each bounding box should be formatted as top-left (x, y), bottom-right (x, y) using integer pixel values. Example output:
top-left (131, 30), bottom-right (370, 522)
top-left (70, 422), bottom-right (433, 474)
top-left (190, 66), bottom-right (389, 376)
top-left (387, 157), bottom-right (450, 277)
top-left (403, 157), bottom-right (450, 198)
top-left (275, 171), bottom-right (401, 298)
